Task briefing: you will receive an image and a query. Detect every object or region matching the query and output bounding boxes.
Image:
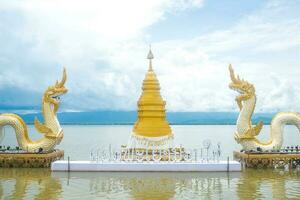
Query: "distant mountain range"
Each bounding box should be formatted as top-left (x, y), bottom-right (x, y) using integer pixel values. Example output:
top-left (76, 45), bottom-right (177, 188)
top-left (14, 111), bottom-right (276, 125)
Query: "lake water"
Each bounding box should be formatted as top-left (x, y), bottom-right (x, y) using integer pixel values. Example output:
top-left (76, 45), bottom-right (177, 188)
top-left (1, 125), bottom-right (300, 199)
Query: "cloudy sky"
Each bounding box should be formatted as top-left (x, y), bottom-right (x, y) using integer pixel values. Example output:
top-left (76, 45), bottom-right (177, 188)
top-left (0, 0), bottom-right (299, 113)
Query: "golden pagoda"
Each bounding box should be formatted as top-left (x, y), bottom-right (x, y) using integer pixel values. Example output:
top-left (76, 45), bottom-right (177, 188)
top-left (127, 48), bottom-right (173, 149)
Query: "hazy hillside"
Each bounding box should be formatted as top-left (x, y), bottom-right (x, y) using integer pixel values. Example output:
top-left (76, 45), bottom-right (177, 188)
top-left (15, 111), bottom-right (275, 125)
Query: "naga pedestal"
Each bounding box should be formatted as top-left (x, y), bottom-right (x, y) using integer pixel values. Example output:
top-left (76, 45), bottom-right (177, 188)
top-left (0, 149), bottom-right (64, 168)
top-left (234, 151), bottom-right (300, 169)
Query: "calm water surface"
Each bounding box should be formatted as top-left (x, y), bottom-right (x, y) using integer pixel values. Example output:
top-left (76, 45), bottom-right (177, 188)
top-left (1, 125), bottom-right (300, 199)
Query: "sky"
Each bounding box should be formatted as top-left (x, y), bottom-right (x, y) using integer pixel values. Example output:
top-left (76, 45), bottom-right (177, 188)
top-left (0, 0), bottom-right (300, 113)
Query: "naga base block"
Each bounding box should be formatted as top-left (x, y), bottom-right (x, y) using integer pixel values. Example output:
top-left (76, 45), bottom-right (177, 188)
top-left (0, 149), bottom-right (64, 168)
top-left (233, 151), bottom-right (300, 169)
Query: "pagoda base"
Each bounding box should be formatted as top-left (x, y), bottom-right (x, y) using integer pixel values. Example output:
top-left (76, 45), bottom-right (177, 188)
top-left (234, 151), bottom-right (300, 169)
top-left (0, 149), bottom-right (64, 168)
top-left (127, 134), bottom-right (173, 149)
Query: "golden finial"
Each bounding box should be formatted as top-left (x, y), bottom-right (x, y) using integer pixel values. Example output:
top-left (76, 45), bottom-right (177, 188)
top-left (147, 45), bottom-right (154, 71)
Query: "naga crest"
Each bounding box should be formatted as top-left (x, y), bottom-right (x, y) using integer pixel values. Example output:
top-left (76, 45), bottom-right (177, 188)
top-left (43, 68), bottom-right (68, 113)
top-left (229, 64), bottom-right (255, 110)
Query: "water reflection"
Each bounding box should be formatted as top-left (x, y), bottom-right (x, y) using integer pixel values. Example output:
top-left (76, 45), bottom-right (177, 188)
top-left (1, 169), bottom-right (300, 199)
top-left (237, 169), bottom-right (300, 199)
top-left (53, 172), bottom-right (240, 199)
top-left (0, 169), bottom-right (62, 200)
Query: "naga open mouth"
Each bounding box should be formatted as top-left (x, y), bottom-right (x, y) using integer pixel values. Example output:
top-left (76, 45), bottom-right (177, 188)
top-left (48, 91), bottom-right (66, 113)
top-left (50, 89), bottom-right (67, 105)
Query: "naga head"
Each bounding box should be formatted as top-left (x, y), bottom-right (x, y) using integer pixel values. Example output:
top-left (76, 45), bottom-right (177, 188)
top-left (43, 68), bottom-right (68, 113)
top-left (229, 64), bottom-right (255, 99)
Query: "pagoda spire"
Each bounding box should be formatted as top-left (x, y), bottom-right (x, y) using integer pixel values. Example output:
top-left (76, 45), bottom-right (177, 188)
top-left (147, 45), bottom-right (154, 71)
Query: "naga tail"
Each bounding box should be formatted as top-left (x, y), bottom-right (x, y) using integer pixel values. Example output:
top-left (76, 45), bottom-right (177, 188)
top-left (0, 113), bottom-right (30, 149)
top-left (270, 112), bottom-right (300, 148)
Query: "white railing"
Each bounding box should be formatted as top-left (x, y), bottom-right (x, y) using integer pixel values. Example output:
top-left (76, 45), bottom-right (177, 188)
top-left (89, 142), bottom-right (222, 163)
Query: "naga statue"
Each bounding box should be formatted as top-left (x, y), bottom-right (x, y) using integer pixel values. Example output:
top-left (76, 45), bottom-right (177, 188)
top-left (0, 69), bottom-right (68, 153)
top-left (229, 65), bottom-right (300, 151)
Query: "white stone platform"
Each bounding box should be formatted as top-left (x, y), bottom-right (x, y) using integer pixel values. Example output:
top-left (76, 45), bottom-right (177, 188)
top-left (51, 160), bottom-right (241, 172)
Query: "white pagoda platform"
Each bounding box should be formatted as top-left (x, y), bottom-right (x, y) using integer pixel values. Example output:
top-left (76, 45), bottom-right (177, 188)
top-left (51, 160), bottom-right (241, 172)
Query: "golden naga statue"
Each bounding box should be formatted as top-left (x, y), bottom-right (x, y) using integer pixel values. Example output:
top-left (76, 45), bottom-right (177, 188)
top-left (229, 65), bottom-right (300, 151)
top-left (0, 69), bottom-right (68, 153)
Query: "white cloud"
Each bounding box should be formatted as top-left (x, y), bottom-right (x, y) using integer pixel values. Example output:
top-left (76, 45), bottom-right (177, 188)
top-left (0, 0), bottom-right (300, 113)
top-left (0, 0), bottom-right (204, 110)
top-left (153, 0), bottom-right (300, 112)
